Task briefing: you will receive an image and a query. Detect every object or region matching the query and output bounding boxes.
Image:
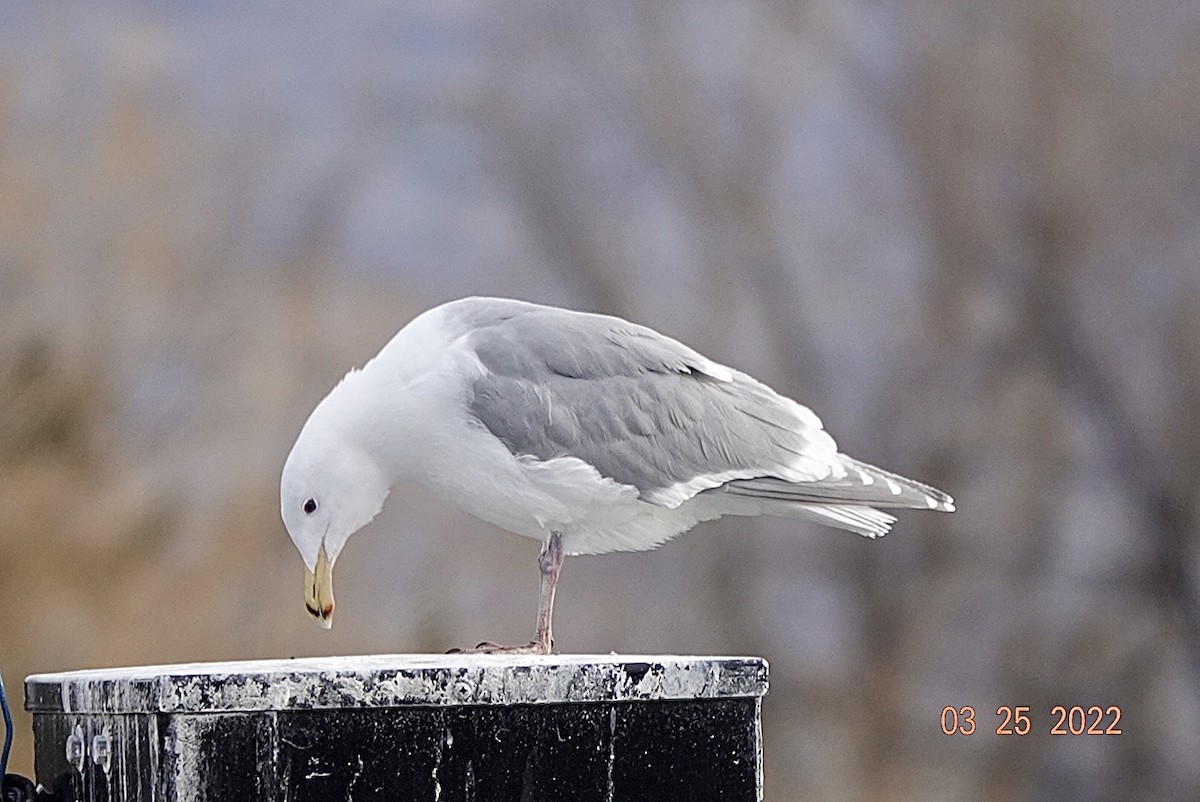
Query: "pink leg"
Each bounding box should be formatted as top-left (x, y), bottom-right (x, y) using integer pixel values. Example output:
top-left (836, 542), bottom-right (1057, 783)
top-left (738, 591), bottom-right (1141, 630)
top-left (450, 533), bottom-right (564, 655)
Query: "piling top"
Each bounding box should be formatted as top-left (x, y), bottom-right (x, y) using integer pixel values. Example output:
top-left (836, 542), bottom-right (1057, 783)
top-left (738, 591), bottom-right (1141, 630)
top-left (25, 653), bottom-right (768, 714)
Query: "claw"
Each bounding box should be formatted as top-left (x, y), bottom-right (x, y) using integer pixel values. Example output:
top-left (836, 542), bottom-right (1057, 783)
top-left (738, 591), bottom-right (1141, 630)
top-left (446, 640), bottom-right (551, 655)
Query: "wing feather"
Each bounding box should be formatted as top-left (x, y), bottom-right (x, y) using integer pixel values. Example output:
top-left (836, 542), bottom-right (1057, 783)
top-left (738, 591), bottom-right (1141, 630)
top-left (462, 302), bottom-right (836, 507)
top-left (452, 299), bottom-right (954, 519)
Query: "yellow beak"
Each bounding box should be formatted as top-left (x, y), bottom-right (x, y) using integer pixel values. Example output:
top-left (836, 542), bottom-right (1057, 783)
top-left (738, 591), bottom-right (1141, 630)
top-left (304, 545), bottom-right (334, 629)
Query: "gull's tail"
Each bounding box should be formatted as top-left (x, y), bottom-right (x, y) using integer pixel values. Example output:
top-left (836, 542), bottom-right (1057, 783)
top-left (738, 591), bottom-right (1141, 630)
top-left (717, 456), bottom-right (955, 539)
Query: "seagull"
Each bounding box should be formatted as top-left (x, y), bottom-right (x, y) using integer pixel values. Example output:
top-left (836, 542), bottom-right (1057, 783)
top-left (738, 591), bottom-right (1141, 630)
top-left (280, 297), bottom-right (954, 653)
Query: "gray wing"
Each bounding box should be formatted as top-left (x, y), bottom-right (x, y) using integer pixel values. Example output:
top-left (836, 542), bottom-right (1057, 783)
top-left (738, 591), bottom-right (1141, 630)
top-left (463, 303), bottom-right (843, 508)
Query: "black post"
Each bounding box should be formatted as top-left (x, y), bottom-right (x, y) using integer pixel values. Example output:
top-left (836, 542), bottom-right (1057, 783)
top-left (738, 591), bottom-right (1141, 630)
top-left (26, 654), bottom-right (768, 801)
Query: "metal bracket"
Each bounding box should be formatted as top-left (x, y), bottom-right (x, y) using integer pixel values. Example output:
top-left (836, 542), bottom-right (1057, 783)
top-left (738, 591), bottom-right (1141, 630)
top-left (63, 727), bottom-right (84, 776)
top-left (89, 730), bottom-right (111, 776)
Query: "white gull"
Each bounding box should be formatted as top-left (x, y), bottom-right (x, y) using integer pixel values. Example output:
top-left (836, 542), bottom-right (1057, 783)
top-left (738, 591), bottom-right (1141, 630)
top-left (280, 297), bottom-right (954, 652)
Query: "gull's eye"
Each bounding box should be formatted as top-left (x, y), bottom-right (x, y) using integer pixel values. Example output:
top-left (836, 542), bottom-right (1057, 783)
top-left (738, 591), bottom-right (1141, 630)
top-left (303, 498), bottom-right (318, 515)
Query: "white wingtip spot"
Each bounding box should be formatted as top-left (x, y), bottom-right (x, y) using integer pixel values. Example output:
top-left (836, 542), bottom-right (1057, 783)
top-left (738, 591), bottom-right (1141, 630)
top-left (943, 500), bottom-right (956, 512)
top-left (857, 469), bottom-right (874, 485)
top-left (701, 361), bottom-right (734, 382)
top-left (885, 478), bottom-right (902, 495)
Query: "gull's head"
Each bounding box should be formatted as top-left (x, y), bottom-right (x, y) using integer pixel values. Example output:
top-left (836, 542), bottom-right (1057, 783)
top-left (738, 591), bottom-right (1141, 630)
top-left (280, 385), bottom-right (390, 630)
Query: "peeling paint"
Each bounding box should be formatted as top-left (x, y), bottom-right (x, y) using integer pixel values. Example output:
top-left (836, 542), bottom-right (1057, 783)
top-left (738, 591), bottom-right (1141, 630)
top-left (28, 654), bottom-right (768, 714)
top-left (606, 706), bottom-right (617, 802)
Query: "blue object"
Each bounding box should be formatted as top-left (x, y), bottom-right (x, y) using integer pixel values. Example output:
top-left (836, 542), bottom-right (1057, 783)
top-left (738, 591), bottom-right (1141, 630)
top-left (1, 668), bottom-right (12, 779)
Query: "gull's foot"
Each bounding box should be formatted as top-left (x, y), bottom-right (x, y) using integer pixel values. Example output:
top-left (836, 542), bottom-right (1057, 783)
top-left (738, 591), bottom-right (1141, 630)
top-left (446, 640), bottom-right (552, 655)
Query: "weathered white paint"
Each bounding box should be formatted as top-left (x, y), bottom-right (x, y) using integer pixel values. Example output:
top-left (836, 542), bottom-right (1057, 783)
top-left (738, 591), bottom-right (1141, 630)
top-left (27, 654), bottom-right (769, 715)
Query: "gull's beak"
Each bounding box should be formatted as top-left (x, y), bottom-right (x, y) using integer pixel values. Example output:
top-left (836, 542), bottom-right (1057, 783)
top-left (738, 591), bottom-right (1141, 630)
top-left (304, 545), bottom-right (334, 629)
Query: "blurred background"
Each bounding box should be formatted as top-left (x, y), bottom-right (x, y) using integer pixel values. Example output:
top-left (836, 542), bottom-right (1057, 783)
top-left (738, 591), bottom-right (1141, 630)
top-left (1, 1), bottom-right (1197, 799)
